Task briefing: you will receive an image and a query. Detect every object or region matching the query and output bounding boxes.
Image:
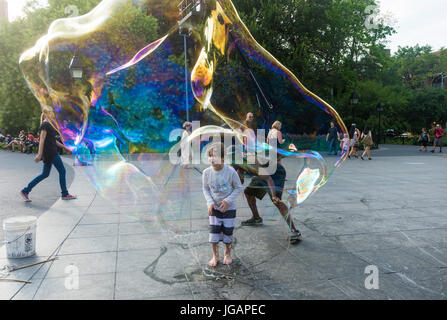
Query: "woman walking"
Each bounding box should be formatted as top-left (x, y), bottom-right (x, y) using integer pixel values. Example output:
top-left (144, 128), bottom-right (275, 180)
top-left (360, 126), bottom-right (374, 160)
top-left (267, 121), bottom-right (285, 146)
top-left (348, 124), bottom-right (360, 159)
top-left (20, 107), bottom-right (76, 202)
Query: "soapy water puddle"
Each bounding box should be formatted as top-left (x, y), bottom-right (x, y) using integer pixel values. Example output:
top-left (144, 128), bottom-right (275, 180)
top-left (143, 237), bottom-right (263, 290)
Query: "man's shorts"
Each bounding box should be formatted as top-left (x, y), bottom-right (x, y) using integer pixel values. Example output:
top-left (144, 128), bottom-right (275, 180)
top-left (434, 138), bottom-right (443, 147)
top-left (244, 176), bottom-right (283, 201)
top-left (209, 209), bottom-right (236, 244)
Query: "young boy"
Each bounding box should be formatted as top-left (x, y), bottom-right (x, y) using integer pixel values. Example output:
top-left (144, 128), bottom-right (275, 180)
top-left (202, 143), bottom-right (243, 267)
top-left (339, 133), bottom-right (350, 155)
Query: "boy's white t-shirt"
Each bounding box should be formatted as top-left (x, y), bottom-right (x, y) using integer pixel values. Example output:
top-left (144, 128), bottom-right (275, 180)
top-left (202, 165), bottom-right (243, 211)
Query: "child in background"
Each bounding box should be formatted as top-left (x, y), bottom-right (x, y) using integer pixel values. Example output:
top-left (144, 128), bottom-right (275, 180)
top-left (339, 133), bottom-right (350, 155)
top-left (202, 143), bottom-right (243, 267)
top-left (430, 124), bottom-right (444, 153)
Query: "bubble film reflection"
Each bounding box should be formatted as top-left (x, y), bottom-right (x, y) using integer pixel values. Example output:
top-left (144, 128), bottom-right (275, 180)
top-left (20, 0), bottom-right (348, 236)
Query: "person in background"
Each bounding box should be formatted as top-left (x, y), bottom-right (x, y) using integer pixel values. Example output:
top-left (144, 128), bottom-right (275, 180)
top-left (326, 122), bottom-right (339, 155)
top-left (180, 121), bottom-right (192, 167)
top-left (360, 126), bottom-right (374, 160)
top-left (20, 108), bottom-right (77, 202)
top-left (18, 130), bottom-right (27, 152)
top-left (241, 112), bottom-right (256, 153)
top-left (418, 128), bottom-right (430, 152)
top-left (348, 124), bottom-right (361, 159)
top-left (25, 132), bottom-right (38, 154)
top-left (241, 154), bottom-right (302, 244)
top-left (3, 133), bottom-right (22, 152)
top-left (339, 133), bottom-right (350, 155)
top-left (267, 121), bottom-right (285, 146)
top-left (430, 124), bottom-right (444, 153)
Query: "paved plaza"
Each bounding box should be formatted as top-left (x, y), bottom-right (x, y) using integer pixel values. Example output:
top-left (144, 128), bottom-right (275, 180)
top-left (0, 145), bottom-right (446, 300)
top-left (0, 151), bottom-right (75, 243)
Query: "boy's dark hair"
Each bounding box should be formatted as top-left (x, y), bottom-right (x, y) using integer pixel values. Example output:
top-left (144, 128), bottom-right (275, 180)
top-left (208, 142), bottom-right (226, 159)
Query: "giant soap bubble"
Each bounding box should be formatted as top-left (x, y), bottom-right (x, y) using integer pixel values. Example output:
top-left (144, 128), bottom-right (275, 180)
top-left (20, 0), bottom-right (348, 240)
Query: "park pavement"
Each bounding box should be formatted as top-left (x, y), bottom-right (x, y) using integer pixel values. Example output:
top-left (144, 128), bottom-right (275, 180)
top-left (0, 151), bottom-right (74, 243)
top-left (0, 145), bottom-right (446, 300)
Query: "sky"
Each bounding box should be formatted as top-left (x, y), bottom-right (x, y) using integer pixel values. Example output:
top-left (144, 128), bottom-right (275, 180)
top-left (6, 0), bottom-right (447, 54)
top-left (378, 0), bottom-right (447, 53)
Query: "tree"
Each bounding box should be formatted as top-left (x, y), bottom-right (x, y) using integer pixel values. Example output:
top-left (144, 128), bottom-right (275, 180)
top-left (232, 0), bottom-right (395, 99)
top-left (0, 0), bottom-right (162, 135)
top-left (1, 0), bottom-right (445, 137)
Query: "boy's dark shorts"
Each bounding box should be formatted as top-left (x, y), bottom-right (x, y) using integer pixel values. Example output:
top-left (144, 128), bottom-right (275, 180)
top-left (244, 177), bottom-right (283, 200)
top-left (209, 209), bottom-right (236, 244)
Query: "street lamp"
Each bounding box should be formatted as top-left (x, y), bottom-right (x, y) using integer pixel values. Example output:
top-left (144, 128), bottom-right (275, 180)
top-left (178, 0), bottom-right (204, 122)
top-left (377, 103), bottom-right (384, 147)
top-left (350, 91), bottom-right (359, 123)
top-left (350, 91), bottom-right (359, 105)
top-left (69, 54), bottom-right (83, 79)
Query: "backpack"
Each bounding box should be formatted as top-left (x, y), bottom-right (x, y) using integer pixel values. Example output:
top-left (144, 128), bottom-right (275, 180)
top-left (362, 134), bottom-right (373, 146)
top-left (421, 133), bottom-right (428, 142)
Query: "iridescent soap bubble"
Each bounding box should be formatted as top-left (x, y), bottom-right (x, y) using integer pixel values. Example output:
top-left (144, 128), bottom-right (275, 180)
top-left (20, 0), bottom-right (348, 248)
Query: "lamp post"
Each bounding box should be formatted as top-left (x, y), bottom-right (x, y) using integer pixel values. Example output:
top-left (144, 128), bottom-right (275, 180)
top-left (350, 91), bottom-right (359, 123)
top-left (377, 103), bottom-right (384, 147)
top-left (69, 54), bottom-right (83, 79)
top-left (178, 0), bottom-right (203, 122)
top-left (69, 53), bottom-right (86, 166)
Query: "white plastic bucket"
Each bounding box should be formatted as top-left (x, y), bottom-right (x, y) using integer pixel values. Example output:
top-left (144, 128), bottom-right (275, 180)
top-left (3, 216), bottom-right (37, 259)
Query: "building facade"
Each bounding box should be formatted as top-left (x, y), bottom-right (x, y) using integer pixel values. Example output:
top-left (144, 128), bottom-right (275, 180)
top-left (0, 0), bottom-right (8, 21)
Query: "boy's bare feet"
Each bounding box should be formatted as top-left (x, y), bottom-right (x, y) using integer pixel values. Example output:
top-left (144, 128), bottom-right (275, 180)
top-left (223, 254), bottom-right (232, 265)
top-left (208, 256), bottom-right (219, 267)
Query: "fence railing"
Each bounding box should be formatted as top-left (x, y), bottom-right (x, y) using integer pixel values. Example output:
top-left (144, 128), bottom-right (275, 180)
top-left (178, 0), bottom-right (202, 20)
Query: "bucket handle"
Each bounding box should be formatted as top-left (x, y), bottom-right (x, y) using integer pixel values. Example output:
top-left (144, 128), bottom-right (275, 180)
top-left (2, 226), bottom-right (33, 245)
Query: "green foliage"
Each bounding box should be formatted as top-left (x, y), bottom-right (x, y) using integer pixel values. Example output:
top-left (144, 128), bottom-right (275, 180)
top-left (0, 0), bottom-right (102, 135)
top-left (0, 0), bottom-right (446, 138)
top-left (109, 2), bottom-right (159, 44)
top-left (0, 0), bottom-right (162, 135)
top-left (233, 0), bottom-right (447, 135)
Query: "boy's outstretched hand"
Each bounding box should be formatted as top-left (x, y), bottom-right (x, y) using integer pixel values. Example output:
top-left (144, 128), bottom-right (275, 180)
top-left (218, 201), bottom-right (229, 213)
